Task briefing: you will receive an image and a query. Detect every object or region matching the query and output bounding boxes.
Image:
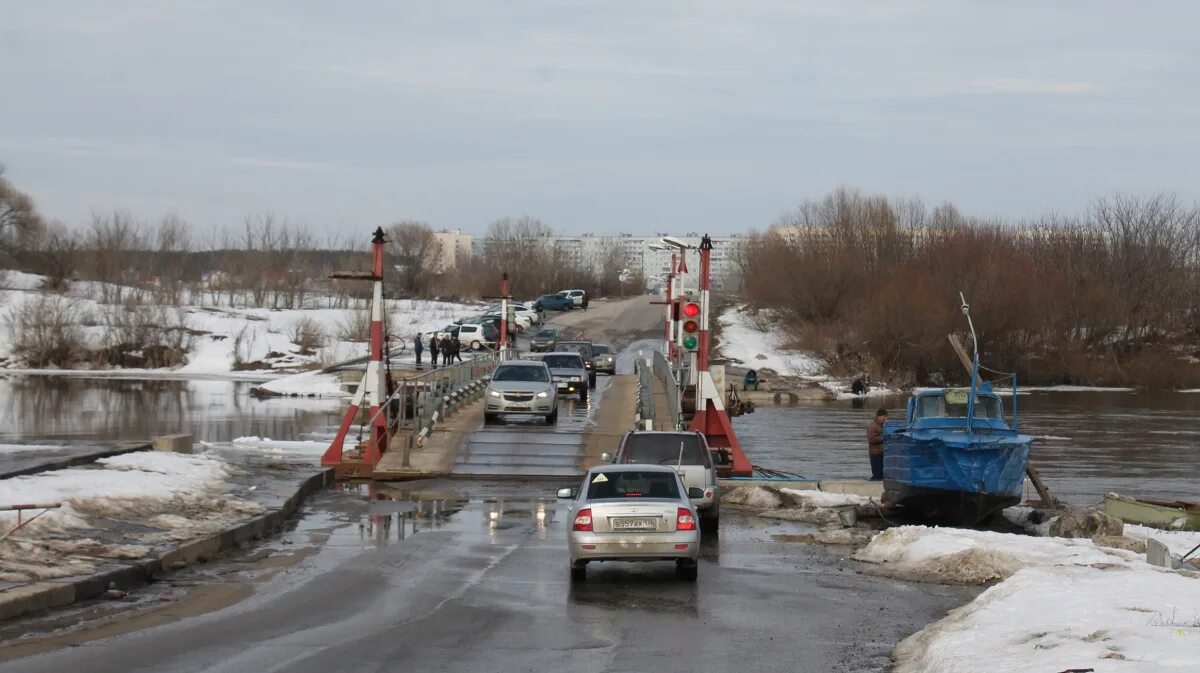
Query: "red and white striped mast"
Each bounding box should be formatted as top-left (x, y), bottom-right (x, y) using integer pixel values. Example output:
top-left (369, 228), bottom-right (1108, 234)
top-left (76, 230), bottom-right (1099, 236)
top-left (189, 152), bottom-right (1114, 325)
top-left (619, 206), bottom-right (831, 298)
top-left (322, 227), bottom-right (390, 468)
top-left (363, 226), bottom-right (390, 463)
top-left (687, 234), bottom-right (751, 476)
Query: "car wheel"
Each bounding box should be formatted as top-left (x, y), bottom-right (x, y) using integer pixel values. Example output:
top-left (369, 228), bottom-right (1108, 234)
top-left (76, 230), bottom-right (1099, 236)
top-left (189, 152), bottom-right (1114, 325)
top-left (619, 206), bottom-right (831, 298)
top-left (589, 374), bottom-right (597, 388)
top-left (675, 560), bottom-right (698, 581)
top-left (471, 341), bottom-right (482, 350)
top-left (578, 388), bottom-right (588, 402)
top-left (570, 562), bottom-right (586, 582)
top-left (483, 412), bottom-right (496, 425)
top-left (545, 407), bottom-right (558, 425)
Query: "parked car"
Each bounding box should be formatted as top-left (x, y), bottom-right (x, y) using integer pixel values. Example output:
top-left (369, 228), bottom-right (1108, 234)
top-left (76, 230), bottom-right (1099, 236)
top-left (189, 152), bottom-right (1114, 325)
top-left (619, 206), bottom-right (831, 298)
top-left (435, 324), bottom-right (460, 340)
top-left (535, 352), bottom-right (589, 400)
top-left (592, 343), bottom-right (616, 374)
top-left (519, 300), bottom-right (545, 322)
top-left (555, 341), bottom-right (596, 387)
top-left (457, 323), bottom-right (496, 350)
top-left (529, 328), bottom-right (560, 352)
top-left (484, 360), bottom-right (558, 425)
top-left (559, 464), bottom-right (702, 582)
top-left (463, 316), bottom-right (506, 339)
top-left (483, 305), bottom-right (534, 330)
top-left (536, 294), bottom-right (573, 311)
top-left (557, 289), bottom-right (586, 306)
top-left (602, 430), bottom-right (720, 531)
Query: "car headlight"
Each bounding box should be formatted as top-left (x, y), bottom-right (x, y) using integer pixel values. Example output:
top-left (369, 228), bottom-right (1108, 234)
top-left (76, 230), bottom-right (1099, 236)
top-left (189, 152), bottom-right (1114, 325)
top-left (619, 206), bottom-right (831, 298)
top-left (489, 390), bottom-right (501, 398)
top-left (536, 391), bottom-right (548, 398)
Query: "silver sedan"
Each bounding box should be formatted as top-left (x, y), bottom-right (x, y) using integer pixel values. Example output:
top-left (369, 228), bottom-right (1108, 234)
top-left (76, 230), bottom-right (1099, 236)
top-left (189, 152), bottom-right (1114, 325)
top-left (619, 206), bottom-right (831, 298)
top-left (484, 360), bottom-right (558, 425)
top-left (558, 464), bottom-right (701, 582)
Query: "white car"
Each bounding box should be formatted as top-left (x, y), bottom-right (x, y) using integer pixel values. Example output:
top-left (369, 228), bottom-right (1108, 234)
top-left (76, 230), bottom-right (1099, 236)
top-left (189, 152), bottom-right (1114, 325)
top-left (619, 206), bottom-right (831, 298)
top-left (560, 464), bottom-right (702, 582)
top-left (557, 289), bottom-right (586, 306)
top-left (456, 324), bottom-right (493, 350)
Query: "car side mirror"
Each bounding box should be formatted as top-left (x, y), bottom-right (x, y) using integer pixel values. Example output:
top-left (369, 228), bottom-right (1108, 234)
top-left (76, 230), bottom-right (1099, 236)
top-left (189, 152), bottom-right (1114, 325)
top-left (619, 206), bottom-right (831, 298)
top-left (600, 452), bottom-right (613, 463)
top-left (556, 487), bottom-right (576, 499)
top-left (687, 487), bottom-right (705, 499)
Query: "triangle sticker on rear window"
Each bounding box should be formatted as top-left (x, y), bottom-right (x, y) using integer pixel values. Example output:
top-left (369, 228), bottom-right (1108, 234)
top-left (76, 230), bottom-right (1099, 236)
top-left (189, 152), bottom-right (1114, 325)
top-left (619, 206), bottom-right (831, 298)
top-left (591, 473), bottom-right (608, 483)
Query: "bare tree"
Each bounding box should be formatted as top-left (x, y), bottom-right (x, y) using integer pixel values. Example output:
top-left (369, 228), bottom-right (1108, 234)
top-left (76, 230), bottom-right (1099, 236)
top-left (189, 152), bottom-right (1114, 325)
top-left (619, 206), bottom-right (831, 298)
top-left (386, 220), bottom-right (442, 297)
top-left (35, 222), bottom-right (81, 291)
top-left (87, 211), bottom-right (146, 304)
top-left (152, 213), bottom-right (193, 304)
top-left (0, 164), bottom-right (46, 264)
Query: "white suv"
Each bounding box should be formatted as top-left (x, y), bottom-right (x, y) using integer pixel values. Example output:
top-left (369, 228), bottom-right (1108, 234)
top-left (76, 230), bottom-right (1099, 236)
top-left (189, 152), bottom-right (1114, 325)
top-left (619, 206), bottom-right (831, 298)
top-left (457, 324), bottom-right (493, 350)
top-left (558, 289), bottom-right (586, 306)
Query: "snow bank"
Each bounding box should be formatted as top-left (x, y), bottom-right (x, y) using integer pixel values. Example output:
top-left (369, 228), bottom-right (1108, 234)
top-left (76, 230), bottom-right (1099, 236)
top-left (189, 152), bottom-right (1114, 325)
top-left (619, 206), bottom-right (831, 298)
top-left (255, 369), bottom-right (347, 397)
top-left (779, 488), bottom-right (871, 508)
top-left (854, 525), bottom-right (1140, 584)
top-left (227, 436), bottom-right (330, 457)
top-left (1179, 388), bottom-right (1200, 393)
top-left (0, 451), bottom-right (236, 532)
top-left (894, 566), bottom-right (1200, 673)
top-left (716, 306), bottom-right (824, 376)
top-left (819, 379), bottom-right (900, 400)
top-left (1124, 525), bottom-right (1200, 558)
top-left (721, 485), bottom-right (784, 509)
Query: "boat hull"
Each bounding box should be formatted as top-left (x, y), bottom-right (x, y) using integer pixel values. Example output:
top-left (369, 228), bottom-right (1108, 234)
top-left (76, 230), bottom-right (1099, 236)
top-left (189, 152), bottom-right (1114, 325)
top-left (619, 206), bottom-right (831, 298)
top-left (883, 481), bottom-right (1021, 526)
top-left (883, 432), bottom-right (1032, 526)
top-left (1104, 493), bottom-right (1200, 531)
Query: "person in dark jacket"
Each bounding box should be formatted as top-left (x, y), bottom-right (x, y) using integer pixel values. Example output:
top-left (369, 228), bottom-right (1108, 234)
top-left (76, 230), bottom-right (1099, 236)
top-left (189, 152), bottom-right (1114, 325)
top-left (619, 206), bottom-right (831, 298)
top-left (581, 293), bottom-right (589, 311)
top-left (414, 333), bottom-right (424, 367)
top-left (429, 334), bottom-right (440, 367)
top-left (450, 335), bottom-right (464, 363)
top-left (867, 408), bottom-right (887, 481)
top-left (440, 335), bottom-right (454, 365)
top-left (743, 368), bottom-right (759, 391)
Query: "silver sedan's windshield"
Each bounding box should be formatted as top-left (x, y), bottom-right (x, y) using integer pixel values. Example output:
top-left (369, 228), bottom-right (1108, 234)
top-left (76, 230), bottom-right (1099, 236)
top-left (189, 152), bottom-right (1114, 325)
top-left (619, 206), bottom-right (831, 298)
top-left (492, 365), bottom-right (549, 382)
top-left (586, 471), bottom-right (680, 500)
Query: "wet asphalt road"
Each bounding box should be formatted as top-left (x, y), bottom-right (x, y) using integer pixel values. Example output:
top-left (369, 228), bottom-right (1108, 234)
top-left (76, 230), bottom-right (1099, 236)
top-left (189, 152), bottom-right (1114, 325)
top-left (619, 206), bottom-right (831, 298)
top-left (0, 479), bottom-right (972, 673)
top-left (0, 308), bottom-right (973, 671)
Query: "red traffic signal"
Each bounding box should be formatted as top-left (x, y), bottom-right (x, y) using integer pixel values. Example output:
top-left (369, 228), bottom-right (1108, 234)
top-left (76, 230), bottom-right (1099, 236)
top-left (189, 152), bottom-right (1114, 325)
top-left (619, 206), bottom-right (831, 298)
top-left (682, 302), bottom-right (700, 318)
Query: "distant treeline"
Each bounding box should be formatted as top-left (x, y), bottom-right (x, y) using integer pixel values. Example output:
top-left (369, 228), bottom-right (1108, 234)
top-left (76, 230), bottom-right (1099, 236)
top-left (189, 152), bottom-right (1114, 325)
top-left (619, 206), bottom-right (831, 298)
top-left (734, 189), bottom-right (1200, 389)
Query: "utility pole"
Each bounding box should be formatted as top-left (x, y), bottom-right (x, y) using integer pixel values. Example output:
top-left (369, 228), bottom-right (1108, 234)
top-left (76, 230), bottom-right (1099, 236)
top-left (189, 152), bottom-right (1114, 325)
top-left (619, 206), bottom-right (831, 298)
top-left (483, 273), bottom-right (514, 360)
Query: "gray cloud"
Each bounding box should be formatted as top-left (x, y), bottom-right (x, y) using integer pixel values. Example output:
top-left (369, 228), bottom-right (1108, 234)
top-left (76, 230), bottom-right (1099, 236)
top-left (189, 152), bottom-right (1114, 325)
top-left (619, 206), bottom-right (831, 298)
top-left (1, 0), bottom-right (1197, 237)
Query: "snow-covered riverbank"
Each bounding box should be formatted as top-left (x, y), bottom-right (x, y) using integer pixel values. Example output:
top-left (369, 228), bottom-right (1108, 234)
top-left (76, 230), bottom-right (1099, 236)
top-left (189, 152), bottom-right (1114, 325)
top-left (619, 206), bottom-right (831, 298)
top-left (0, 272), bottom-right (480, 380)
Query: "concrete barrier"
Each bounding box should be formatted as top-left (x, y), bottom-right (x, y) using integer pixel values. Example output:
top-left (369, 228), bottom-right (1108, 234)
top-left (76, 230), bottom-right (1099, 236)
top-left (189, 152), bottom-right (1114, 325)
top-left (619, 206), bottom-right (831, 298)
top-left (152, 434), bottom-right (193, 454)
top-left (0, 468), bottom-right (334, 622)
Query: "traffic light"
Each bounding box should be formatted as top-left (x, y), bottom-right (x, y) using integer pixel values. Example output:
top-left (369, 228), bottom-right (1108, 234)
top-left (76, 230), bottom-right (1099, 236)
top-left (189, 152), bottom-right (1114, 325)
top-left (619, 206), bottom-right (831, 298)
top-left (681, 301), bottom-right (701, 350)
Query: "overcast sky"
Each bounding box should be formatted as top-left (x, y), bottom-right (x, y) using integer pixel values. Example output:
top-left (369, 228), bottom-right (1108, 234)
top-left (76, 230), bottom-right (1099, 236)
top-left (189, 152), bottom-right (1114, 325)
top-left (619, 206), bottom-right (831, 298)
top-left (1, 1), bottom-right (1197, 238)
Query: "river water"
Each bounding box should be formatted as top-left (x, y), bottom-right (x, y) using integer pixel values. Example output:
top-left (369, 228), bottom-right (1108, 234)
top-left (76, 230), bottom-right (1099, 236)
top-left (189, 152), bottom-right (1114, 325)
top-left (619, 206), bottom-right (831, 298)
top-left (0, 376), bottom-right (1195, 505)
top-left (735, 389), bottom-right (1199, 505)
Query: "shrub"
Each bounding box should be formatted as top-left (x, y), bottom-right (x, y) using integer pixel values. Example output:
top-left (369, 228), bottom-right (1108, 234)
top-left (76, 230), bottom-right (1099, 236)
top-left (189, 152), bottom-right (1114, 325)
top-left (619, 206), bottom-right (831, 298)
top-left (288, 315), bottom-right (326, 353)
top-left (5, 294), bottom-right (85, 367)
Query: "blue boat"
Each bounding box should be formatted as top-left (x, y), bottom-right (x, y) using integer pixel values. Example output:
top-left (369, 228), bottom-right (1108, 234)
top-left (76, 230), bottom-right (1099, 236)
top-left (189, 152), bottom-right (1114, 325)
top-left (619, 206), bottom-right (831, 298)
top-left (881, 295), bottom-right (1034, 526)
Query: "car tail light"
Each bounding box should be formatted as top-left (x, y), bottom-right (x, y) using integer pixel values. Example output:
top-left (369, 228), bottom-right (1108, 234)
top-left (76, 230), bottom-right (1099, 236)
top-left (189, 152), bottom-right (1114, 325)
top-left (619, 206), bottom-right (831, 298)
top-left (676, 508), bottom-right (696, 531)
top-left (573, 508), bottom-right (593, 531)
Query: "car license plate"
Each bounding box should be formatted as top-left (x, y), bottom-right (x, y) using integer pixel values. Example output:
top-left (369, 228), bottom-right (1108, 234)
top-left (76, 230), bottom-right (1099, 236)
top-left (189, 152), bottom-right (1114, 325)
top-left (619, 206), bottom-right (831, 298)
top-left (612, 518), bottom-right (656, 530)
top-left (508, 406), bottom-right (530, 411)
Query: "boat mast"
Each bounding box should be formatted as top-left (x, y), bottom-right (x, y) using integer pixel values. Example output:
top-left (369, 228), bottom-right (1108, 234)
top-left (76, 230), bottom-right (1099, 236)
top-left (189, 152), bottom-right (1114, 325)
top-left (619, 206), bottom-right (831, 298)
top-left (960, 292), bottom-right (980, 438)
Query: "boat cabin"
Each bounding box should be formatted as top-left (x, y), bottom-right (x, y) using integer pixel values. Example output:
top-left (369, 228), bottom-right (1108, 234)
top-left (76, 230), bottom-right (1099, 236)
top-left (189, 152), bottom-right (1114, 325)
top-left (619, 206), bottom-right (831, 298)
top-left (887, 387), bottom-right (1016, 435)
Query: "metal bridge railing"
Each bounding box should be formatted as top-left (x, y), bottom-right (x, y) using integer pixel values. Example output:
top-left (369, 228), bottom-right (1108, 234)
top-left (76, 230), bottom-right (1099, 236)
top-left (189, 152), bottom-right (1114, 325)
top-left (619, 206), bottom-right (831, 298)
top-left (651, 350), bottom-right (684, 431)
top-left (357, 353), bottom-right (500, 468)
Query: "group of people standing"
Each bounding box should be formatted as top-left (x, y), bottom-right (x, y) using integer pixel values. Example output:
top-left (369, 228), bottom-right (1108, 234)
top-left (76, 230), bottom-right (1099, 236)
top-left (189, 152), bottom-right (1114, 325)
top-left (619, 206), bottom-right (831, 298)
top-left (413, 332), bottom-right (463, 367)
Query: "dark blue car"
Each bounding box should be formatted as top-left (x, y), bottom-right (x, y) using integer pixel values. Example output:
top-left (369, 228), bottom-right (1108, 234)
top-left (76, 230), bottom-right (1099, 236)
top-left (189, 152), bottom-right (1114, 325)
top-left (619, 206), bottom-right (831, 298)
top-left (536, 294), bottom-right (573, 311)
